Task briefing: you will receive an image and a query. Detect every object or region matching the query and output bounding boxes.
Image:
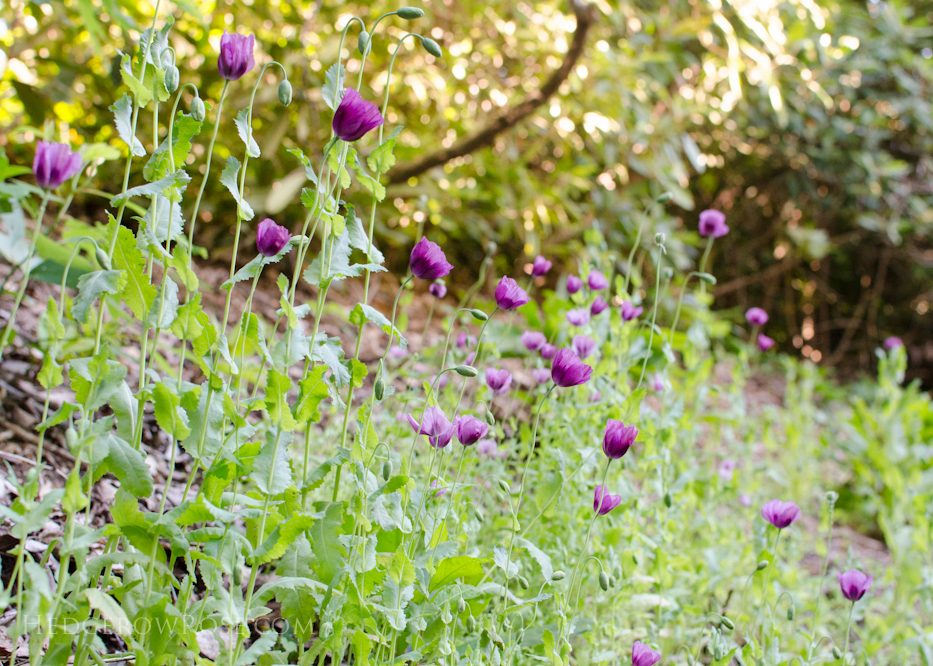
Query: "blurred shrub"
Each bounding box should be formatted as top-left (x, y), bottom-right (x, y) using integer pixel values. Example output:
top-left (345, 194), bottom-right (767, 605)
top-left (0, 0), bottom-right (929, 380)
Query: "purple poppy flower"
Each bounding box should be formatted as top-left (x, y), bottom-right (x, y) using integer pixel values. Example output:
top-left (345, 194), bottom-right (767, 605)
top-left (757, 333), bottom-right (775, 352)
top-left (495, 276), bottom-right (529, 311)
top-left (566, 275), bottom-right (583, 294)
top-left (594, 485), bottom-right (622, 515)
top-left (620, 301), bottom-right (643, 321)
top-left (632, 641), bottom-right (661, 666)
top-left (588, 270), bottom-right (608, 290)
top-left (591, 297), bottom-right (609, 315)
top-left (603, 419), bottom-right (638, 459)
top-left (407, 406), bottom-right (454, 448)
top-left (409, 237), bottom-right (453, 280)
top-left (572, 335), bottom-right (596, 359)
top-left (477, 438), bottom-right (505, 458)
top-left (539, 343), bottom-right (557, 360)
top-left (485, 368), bottom-right (512, 395)
top-left (33, 141), bottom-right (82, 189)
top-left (718, 459), bottom-right (736, 481)
top-left (567, 308), bottom-right (590, 327)
top-left (218, 32), bottom-right (255, 81)
top-left (838, 569), bottom-right (872, 602)
top-left (551, 348), bottom-right (592, 388)
top-left (429, 281), bottom-right (447, 299)
top-left (650, 373), bottom-right (665, 393)
top-left (532, 255), bottom-right (552, 276)
top-left (430, 479), bottom-right (447, 498)
top-left (531, 368), bottom-right (551, 385)
top-left (746, 307), bottom-right (769, 327)
top-left (521, 331), bottom-right (546, 351)
top-left (332, 88), bottom-right (384, 142)
top-left (883, 336), bottom-right (903, 351)
top-left (761, 499), bottom-right (800, 529)
top-left (256, 217), bottom-right (290, 256)
top-left (698, 209), bottom-right (729, 238)
top-left (455, 415), bottom-right (488, 446)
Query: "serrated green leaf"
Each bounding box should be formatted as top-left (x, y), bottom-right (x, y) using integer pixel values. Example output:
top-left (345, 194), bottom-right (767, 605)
top-left (143, 111), bottom-right (202, 181)
top-left (110, 94), bottom-right (145, 156)
top-left (235, 108), bottom-right (260, 158)
top-left (73, 269), bottom-right (126, 323)
top-left (109, 216), bottom-right (156, 320)
top-left (349, 303), bottom-right (406, 347)
top-left (220, 156), bottom-right (254, 220)
top-left (430, 556), bottom-right (486, 591)
top-left (153, 382), bottom-right (191, 440)
top-left (111, 169), bottom-right (190, 206)
top-left (367, 139), bottom-right (396, 176)
top-left (250, 513), bottom-right (316, 565)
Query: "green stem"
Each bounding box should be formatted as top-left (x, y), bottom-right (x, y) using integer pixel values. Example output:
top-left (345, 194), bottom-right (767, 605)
top-left (187, 80), bottom-right (229, 250)
top-left (636, 242), bottom-right (665, 391)
top-left (842, 602), bottom-right (855, 664)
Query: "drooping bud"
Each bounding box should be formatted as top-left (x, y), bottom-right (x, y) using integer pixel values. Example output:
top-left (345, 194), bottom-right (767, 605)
top-left (420, 36), bottom-right (442, 57)
top-left (598, 571), bottom-right (610, 591)
top-left (164, 66), bottom-right (179, 93)
top-left (381, 460), bottom-right (392, 481)
top-left (467, 308), bottom-right (488, 321)
top-left (191, 96), bottom-right (206, 122)
top-left (551, 570), bottom-right (566, 581)
top-left (358, 30), bottom-right (371, 55)
top-left (396, 7), bottom-right (425, 19)
top-left (278, 79), bottom-right (293, 107)
top-left (454, 365), bottom-right (478, 377)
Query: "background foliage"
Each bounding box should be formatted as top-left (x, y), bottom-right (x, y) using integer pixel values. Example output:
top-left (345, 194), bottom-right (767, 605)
top-left (1, 0), bottom-right (930, 382)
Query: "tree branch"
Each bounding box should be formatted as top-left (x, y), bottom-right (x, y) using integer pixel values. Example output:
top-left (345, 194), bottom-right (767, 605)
top-left (387, 0), bottom-right (596, 184)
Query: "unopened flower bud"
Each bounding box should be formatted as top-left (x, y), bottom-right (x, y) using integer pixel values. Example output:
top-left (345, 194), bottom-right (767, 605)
top-left (497, 479), bottom-right (511, 495)
top-left (826, 490), bottom-right (838, 504)
top-left (95, 248), bottom-right (111, 270)
top-left (374, 375), bottom-right (385, 400)
top-left (757, 560), bottom-right (769, 571)
top-left (518, 575), bottom-right (529, 590)
top-left (454, 365), bottom-right (478, 377)
top-left (381, 460), bottom-right (392, 481)
top-left (551, 570), bottom-right (566, 581)
top-left (420, 36), bottom-right (442, 57)
top-left (467, 308), bottom-right (488, 321)
top-left (358, 30), bottom-right (371, 55)
top-left (457, 597), bottom-right (466, 613)
top-left (466, 615), bottom-right (477, 631)
top-left (664, 492), bottom-right (672, 508)
top-left (278, 79), bottom-right (293, 107)
top-left (787, 605), bottom-right (795, 620)
top-left (191, 96), bottom-right (206, 122)
top-left (656, 191), bottom-right (673, 203)
top-left (396, 7), bottom-right (425, 19)
top-left (164, 66), bottom-right (179, 93)
top-left (598, 571), bottom-right (610, 591)
top-left (832, 647), bottom-right (843, 659)
top-left (720, 615), bottom-right (734, 630)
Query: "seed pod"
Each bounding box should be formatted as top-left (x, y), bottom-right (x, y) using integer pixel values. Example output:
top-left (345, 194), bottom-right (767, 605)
top-left (518, 576), bottom-right (529, 590)
top-left (467, 308), bottom-right (488, 321)
top-left (454, 365), bottom-right (478, 377)
top-left (191, 96), bottom-right (206, 122)
top-left (164, 66), bottom-right (179, 93)
top-left (757, 560), bottom-right (769, 571)
top-left (552, 570), bottom-right (566, 581)
top-left (720, 615), bottom-right (735, 630)
top-left (396, 7), bottom-right (425, 19)
top-left (278, 79), bottom-right (293, 107)
top-left (497, 479), bottom-right (511, 495)
top-left (381, 460), bottom-right (392, 481)
top-left (420, 36), bottom-right (442, 57)
top-left (357, 30), bottom-right (371, 55)
top-left (95, 247), bottom-right (112, 270)
top-left (598, 571), bottom-right (610, 591)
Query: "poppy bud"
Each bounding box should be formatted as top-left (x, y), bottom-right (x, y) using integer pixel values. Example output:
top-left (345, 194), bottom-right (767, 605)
top-left (497, 479), bottom-right (511, 495)
top-left (598, 571), bottom-right (609, 591)
top-left (278, 79), bottom-right (293, 107)
top-left (454, 365), bottom-right (477, 377)
top-left (467, 308), bottom-right (488, 321)
top-left (720, 616), bottom-right (734, 630)
top-left (466, 616), bottom-right (477, 631)
top-left (95, 248), bottom-right (111, 270)
top-left (552, 570), bottom-right (566, 581)
top-left (787, 605), bottom-right (795, 620)
top-left (381, 460), bottom-right (392, 481)
top-left (421, 36), bottom-right (442, 57)
top-left (518, 576), bottom-right (529, 590)
top-left (457, 598), bottom-right (466, 613)
top-left (164, 66), bottom-right (179, 93)
top-left (832, 647), bottom-right (842, 659)
top-left (656, 191), bottom-right (673, 203)
top-left (664, 492), bottom-right (672, 508)
top-left (374, 376), bottom-right (385, 400)
top-left (757, 560), bottom-right (769, 571)
top-left (396, 7), bottom-right (425, 19)
top-left (358, 30), bottom-right (371, 55)
top-left (191, 96), bottom-right (206, 122)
